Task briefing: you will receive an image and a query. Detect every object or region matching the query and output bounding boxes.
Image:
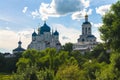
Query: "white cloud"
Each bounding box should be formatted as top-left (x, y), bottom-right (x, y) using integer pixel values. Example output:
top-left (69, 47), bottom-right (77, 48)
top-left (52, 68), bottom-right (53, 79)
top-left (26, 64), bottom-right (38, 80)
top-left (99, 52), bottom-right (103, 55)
top-left (91, 23), bottom-right (103, 28)
top-left (31, 10), bottom-right (39, 19)
top-left (62, 36), bottom-right (70, 40)
top-left (93, 23), bottom-right (103, 28)
top-left (93, 30), bottom-right (102, 42)
top-left (5, 27), bottom-right (10, 30)
top-left (0, 16), bottom-right (15, 23)
top-left (22, 7), bottom-right (28, 13)
top-left (0, 29), bottom-right (33, 53)
top-left (31, 0), bottom-right (90, 20)
top-left (72, 8), bottom-right (92, 20)
top-left (81, 0), bottom-right (90, 8)
top-left (51, 24), bottom-right (81, 45)
top-left (90, 23), bottom-right (103, 42)
top-left (96, 4), bottom-right (111, 16)
top-left (39, 2), bottom-right (60, 20)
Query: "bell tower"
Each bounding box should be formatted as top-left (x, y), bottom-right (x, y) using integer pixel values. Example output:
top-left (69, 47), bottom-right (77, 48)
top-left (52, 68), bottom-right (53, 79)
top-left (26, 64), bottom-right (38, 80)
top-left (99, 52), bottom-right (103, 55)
top-left (82, 14), bottom-right (91, 35)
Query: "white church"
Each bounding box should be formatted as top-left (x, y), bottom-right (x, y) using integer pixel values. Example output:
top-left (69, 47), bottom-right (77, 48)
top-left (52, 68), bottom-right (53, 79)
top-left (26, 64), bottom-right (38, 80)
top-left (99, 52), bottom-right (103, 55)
top-left (73, 14), bottom-right (98, 53)
top-left (13, 15), bottom-right (98, 54)
top-left (27, 21), bottom-right (61, 51)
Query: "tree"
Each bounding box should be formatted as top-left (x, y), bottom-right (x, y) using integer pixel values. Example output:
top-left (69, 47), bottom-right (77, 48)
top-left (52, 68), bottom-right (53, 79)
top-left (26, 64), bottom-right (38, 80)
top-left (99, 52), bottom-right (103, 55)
top-left (16, 49), bottom-right (39, 72)
top-left (12, 66), bottom-right (39, 80)
top-left (62, 42), bottom-right (73, 53)
top-left (13, 49), bottom-right (56, 80)
top-left (99, 1), bottom-right (120, 52)
top-left (70, 50), bottom-right (87, 66)
top-left (96, 52), bottom-right (120, 80)
top-left (0, 53), bottom-right (5, 72)
top-left (89, 44), bottom-right (110, 63)
top-left (81, 59), bottom-right (102, 80)
top-left (56, 62), bottom-right (80, 80)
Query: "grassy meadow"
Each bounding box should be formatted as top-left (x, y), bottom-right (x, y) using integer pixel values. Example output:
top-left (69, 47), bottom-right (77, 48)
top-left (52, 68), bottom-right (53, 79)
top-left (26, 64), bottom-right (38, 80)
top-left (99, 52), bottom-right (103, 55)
top-left (0, 73), bottom-right (12, 80)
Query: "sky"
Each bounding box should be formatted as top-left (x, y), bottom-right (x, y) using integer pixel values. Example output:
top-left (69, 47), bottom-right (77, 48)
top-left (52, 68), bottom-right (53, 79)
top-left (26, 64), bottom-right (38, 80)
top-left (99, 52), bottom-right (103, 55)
top-left (0, 0), bottom-right (118, 53)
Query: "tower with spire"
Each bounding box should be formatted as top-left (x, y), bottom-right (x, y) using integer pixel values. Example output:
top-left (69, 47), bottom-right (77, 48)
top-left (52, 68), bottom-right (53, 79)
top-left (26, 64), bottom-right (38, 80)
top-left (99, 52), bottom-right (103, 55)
top-left (77, 14), bottom-right (96, 42)
top-left (28, 21), bottom-right (61, 51)
top-left (73, 14), bottom-right (98, 53)
top-left (13, 39), bottom-right (25, 54)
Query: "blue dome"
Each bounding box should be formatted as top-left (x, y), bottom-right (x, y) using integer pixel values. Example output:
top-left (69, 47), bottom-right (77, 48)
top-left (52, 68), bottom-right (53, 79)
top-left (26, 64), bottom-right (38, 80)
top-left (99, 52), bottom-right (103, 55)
top-left (18, 41), bottom-right (22, 44)
top-left (83, 21), bottom-right (91, 24)
top-left (32, 31), bottom-right (37, 36)
top-left (40, 22), bottom-right (50, 34)
top-left (87, 35), bottom-right (95, 38)
top-left (13, 47), bottom-right (25, 52)
top-left (83, 14), bottom-right (91, 25)
top-left (53, 30), bottom-right (59, 36)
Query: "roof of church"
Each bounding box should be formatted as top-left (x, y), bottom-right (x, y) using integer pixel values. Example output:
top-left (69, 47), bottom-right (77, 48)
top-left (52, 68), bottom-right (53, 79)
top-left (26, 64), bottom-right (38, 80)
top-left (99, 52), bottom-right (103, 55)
top-left (32, 31), bottom-right (37, 36)
top-left (87, 35), bottom-right (96, 38)
top-left (13, 47), bottom-right (25, 52)
top-left (40, 22), bottom-right (50, 34)
top-left (13, 41), bottom-right (25, 52)
top-left (18, 41), bottom-right (22, 44)
top-left (53, 30), bottom-right (59, 35)
top-left (83, 21), bottom-right (91, 24)
top-left (83, 14), bottom-right (91, 25)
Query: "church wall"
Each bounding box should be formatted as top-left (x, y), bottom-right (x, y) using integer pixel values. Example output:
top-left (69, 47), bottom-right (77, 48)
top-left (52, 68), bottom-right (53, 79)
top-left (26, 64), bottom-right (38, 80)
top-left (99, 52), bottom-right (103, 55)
top-left (27, 22), bottom-right (61, 51)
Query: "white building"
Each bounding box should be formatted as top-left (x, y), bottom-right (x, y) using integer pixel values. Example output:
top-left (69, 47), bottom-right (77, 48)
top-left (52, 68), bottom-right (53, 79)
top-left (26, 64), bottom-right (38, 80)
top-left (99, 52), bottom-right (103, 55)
top-left (73, 14), bottom-right (98, 53)
top-left (28, 21), bottom-right (61, 51)
top-left (4, 53), bottom-right (16, 58)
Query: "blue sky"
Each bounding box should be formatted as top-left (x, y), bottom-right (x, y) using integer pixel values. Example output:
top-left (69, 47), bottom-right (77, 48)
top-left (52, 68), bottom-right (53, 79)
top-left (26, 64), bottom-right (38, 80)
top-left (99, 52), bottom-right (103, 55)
top-left (0, 0), bottom-right (118, 53)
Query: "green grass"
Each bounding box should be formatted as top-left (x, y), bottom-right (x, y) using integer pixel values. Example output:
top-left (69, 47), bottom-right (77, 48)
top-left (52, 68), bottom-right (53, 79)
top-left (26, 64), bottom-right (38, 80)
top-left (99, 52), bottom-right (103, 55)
top-left (0, 73), bottom-right (12, 80)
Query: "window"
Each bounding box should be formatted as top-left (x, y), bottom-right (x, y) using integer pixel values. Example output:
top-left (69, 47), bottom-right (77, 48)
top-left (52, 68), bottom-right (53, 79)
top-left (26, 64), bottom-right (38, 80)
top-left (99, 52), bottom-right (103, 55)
top-left (82, 39), bottom-right (85, 42)
top-left (88, 27), bottom-right (90, 30)
top-left (85, 28), bottom-right (87, 33)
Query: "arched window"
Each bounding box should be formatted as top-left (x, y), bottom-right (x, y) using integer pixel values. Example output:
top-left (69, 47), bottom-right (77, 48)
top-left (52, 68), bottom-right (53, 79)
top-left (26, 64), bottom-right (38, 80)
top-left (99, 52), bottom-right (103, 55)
top-left (88, 27), bottom-right (91, 34)
top-left (85, 28), bottom-right (87, 34)
top-left (82, 39), bottom-right (85, 42)
top-left (88, 27), bottom-right (90, 30)
top-left (82, 27), bottom-right (84, 31)
top-left (82, 28), bottom-right (84, 34)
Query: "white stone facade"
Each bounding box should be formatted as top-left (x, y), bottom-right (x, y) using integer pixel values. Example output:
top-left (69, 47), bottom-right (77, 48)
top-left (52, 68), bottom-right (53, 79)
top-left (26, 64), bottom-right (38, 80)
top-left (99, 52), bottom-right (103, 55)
top-left (73, 15), bottom-right (98, 53)
top-left (28, 22), bottom-right (61, 51)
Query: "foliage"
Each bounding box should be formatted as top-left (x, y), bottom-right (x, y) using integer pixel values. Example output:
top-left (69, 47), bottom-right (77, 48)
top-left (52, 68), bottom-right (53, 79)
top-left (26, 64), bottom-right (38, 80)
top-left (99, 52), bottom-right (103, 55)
top-left (89, 44), bottom-right (110, 63)
top-left (56, 64), bottom-right (80, 80)
top-left (96, 52), bottom-right (120, 80)
top-left (12, 66), bottom-right (38, 80)
top-left (62, 42), bottom-right (73, 53)
top-left (82, 60), bottom-right (103, 80)
top-left (70, 50), bottom-right (87, 66)
top-left (0, 73), bottom-right (12, 80)
top-left (0, 52), bottom-right (21, 73)
top-left (99, 1), bottom-right (120, 52)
